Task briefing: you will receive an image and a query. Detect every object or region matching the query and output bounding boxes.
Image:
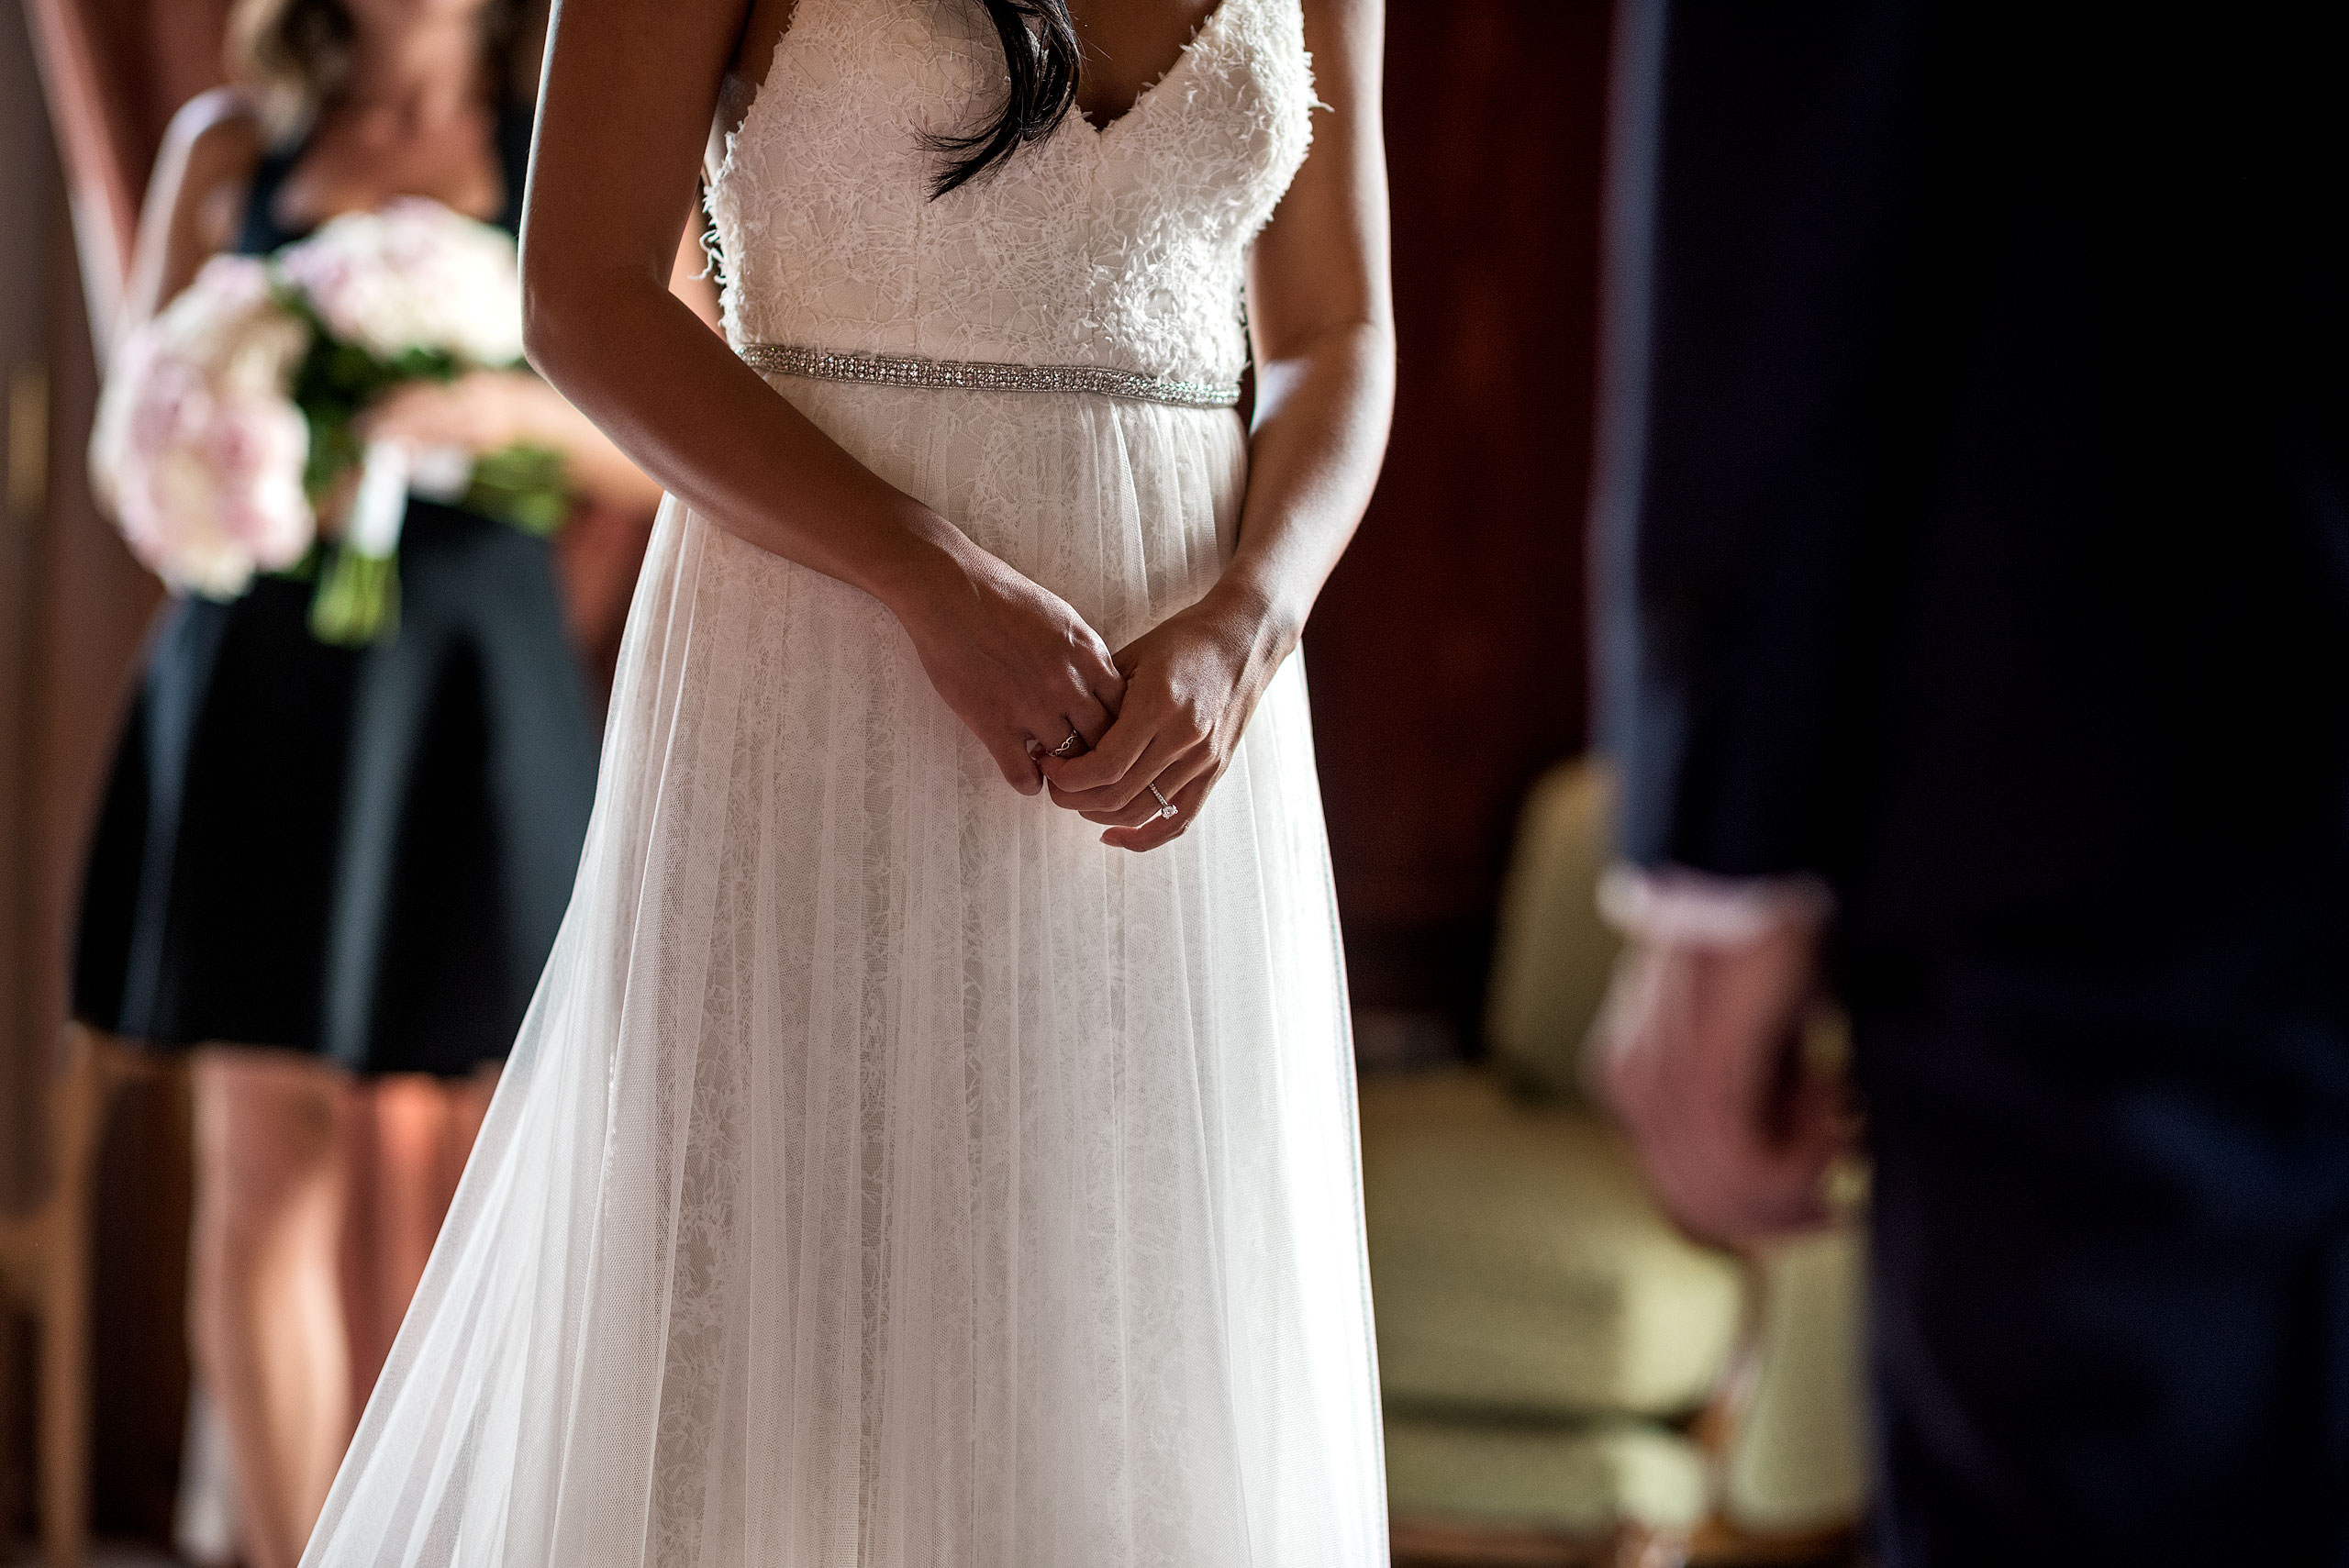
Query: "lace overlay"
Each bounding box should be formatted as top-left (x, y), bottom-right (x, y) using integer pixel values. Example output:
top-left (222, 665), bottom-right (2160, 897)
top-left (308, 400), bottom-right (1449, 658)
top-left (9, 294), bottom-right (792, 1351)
top-left (304, 3), bottom-right (1386, 1565)
top-left (707, 0), bottom-right (1312, 381)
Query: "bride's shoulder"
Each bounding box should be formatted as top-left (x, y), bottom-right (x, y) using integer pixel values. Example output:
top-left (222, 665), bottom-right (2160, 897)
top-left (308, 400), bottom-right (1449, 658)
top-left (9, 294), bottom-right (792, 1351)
top-left (726, 0), bottom-right (807, 95)
top-left (712, 0), bottom-right (806, 151)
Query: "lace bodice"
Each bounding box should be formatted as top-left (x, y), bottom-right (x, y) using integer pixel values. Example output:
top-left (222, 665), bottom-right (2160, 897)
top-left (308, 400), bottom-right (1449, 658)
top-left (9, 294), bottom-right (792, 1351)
top-left (707, 0), bottom-right (1315, 384)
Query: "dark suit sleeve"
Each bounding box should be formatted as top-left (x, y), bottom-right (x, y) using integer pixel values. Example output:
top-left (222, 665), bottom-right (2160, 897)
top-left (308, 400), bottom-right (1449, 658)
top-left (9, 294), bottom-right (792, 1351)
top-left (1593, 0), bottom-right (1945, 880)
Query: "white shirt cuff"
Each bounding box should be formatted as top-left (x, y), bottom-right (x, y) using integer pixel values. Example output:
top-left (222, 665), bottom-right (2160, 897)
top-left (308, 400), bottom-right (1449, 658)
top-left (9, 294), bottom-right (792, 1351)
top-left (1596, 862), bottom-right (1835, 949)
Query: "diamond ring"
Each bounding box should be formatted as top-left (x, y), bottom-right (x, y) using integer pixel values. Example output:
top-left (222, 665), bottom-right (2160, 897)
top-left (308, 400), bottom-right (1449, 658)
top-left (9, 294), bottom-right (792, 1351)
top-left (1147, 784), bottom-right (1178, 821)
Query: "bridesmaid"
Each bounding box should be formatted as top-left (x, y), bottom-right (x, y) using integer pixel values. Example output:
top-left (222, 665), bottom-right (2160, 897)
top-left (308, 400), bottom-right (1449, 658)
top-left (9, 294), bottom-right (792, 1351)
top-left (71, 2), bottom-right (709, 1563)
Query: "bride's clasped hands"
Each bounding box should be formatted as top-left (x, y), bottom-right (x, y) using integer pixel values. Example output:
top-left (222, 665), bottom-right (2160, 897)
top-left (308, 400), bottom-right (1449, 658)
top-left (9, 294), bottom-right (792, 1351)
top-left (891, 528), bottom-right (1286, 854)
top-left (1041, 584), bottom-right (1298, 851)
top-left (888, 534), bottom-right (1129, 796)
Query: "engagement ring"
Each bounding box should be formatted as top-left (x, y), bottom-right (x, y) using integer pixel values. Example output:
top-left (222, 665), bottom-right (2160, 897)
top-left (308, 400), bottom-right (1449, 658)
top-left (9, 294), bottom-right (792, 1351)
top-left (1147, 784), bottom-right (1178, 821)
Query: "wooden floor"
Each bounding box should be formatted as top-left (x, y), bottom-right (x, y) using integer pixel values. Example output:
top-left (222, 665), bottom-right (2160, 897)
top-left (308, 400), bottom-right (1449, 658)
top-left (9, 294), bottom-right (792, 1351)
top-left (1392, 1518), bottom-right (1863, 1568)
top-left (4, 1546), bottom-right (177, 1568)
top-left (6, 1528), bottom-right (1864, 1568)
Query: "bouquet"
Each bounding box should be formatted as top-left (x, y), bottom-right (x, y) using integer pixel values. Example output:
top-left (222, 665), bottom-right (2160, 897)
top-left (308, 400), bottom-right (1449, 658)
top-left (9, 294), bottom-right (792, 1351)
top-left (92, 198), bottom-right (571, 645)
top-left (88, 254), bottom-right (313, 599)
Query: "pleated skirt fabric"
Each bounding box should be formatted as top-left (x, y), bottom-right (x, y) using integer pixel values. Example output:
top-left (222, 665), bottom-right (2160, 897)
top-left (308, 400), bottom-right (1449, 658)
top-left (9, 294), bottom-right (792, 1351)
top-left (301, 378), bottom-right (1390, 1568)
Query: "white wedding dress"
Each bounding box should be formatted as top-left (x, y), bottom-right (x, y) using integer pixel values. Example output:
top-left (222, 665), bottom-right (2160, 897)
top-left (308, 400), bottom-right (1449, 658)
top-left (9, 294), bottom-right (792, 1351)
top-left (301, 0), bottom-right (1386, 1563)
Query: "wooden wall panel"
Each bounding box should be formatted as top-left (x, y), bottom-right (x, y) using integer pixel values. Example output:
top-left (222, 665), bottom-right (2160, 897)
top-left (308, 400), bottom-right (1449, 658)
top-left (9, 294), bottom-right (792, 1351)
top-left (3, 0), bottom-right (61, 1218)
top-left (11, 0), bottom-right (217, 1540)
top-left (24, 0), bottom-right (236, 347)
top-left (39, 197), bottom-right (179, 1546)
top-left (10, 0), bottom-right (228, 1210)
top-left (1308, 0), bottom-right (1610, 1037)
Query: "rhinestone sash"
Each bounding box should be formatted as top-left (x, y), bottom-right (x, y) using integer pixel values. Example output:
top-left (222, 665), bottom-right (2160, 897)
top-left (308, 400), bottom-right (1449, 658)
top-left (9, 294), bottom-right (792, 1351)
top-left (738, 343), bottom-right (1241, 408)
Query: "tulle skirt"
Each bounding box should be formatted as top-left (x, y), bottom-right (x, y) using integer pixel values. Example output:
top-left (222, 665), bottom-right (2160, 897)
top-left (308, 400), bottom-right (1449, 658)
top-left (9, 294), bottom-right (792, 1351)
top-left (300, 378), bottom-right (1389, 1568)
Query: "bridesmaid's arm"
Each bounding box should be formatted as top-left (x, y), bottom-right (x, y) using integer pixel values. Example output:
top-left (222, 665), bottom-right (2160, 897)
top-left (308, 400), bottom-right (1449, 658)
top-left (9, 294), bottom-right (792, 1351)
top-left (522, 0), bottom-right (1126, 792)
top-left (1041, 0), bottom-right (1394, 850)
top-left (94, 90), bottom-right (261, 522)
top-left (118, 88), bottom-right (262, 339)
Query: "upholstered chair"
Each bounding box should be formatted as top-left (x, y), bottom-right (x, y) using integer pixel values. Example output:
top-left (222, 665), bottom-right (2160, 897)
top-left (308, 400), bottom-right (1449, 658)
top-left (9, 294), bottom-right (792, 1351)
top-left (1368, 759), bottom-right (1868, 1567)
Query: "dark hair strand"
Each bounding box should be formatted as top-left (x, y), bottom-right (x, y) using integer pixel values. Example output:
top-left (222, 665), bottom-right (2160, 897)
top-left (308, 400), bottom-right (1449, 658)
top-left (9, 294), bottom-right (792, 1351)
top-left (927, 0), bottom-right (1083, 198)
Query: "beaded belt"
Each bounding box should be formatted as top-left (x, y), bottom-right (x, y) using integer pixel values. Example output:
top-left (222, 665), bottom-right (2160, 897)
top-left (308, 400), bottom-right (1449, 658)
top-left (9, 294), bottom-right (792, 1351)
top-left (738, 342), bottom-right (1241, 409)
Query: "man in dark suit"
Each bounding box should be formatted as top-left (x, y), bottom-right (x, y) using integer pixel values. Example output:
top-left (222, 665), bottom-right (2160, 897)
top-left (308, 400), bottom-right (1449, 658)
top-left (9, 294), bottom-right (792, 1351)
top-left (1588, 3), bottom-right (2349, 1562)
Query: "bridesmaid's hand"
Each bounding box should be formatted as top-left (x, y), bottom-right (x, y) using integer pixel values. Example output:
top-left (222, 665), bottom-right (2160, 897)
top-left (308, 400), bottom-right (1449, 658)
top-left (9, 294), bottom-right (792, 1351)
top-left (358, 369), bottom-right (667, 511)
top-left (895, 545), bottom-right (1128, 795)
top-left (1040, 586), bottom-right (1295, 851)
top-left (358, 370), bottom-right (538, 453)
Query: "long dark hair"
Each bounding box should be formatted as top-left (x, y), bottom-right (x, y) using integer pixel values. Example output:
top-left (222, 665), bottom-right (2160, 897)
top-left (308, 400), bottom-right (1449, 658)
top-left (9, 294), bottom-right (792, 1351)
top-left (929, 0), bottom-right (1084, 197)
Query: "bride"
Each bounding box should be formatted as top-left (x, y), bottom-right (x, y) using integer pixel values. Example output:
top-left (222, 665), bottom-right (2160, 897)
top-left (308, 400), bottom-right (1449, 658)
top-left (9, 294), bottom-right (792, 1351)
top-left (301, 0), bottom-right (1392, 1561)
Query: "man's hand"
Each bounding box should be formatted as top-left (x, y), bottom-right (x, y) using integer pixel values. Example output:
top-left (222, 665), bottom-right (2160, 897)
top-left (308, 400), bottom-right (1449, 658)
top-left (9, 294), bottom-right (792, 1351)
top-left (1591, 920), bottom-right (1850, 1245)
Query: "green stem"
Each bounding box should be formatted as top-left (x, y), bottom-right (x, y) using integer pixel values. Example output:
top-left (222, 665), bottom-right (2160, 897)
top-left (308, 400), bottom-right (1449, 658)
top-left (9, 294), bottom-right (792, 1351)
top-left (309, 548), bottom-right (401, 646)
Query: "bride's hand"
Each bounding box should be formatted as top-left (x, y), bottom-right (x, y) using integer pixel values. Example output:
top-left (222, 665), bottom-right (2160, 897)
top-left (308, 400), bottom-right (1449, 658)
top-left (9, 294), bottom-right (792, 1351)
top-left (1039, 586), bottom-right (1295, 851)
top-left (894, 545), bottom-right (1127, 795)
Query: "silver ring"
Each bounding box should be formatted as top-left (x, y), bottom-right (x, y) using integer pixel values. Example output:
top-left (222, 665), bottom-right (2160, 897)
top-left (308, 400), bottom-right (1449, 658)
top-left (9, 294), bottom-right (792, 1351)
top-left (1147, 784), bottom-right (1178, 821)
top-left (1051, 729), bottom-right (1085, 759)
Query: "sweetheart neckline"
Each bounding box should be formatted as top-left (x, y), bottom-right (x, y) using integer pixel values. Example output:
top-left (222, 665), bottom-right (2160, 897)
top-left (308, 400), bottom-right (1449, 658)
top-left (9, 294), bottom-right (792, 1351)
top-left (713, 0), bottom-right (1253, 185)
top-left (1069, 0), bottom-right (1241, 139)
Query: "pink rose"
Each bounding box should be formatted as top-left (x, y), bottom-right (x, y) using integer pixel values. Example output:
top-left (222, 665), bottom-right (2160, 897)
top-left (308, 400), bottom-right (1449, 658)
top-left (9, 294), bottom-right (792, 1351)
top-left (92, 256), bottom-right (316, 597)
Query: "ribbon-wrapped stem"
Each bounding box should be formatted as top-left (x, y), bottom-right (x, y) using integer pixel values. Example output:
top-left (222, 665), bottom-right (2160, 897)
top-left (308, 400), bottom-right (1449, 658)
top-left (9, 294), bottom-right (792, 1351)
top-left (310, 439), bottom-right (408, 645)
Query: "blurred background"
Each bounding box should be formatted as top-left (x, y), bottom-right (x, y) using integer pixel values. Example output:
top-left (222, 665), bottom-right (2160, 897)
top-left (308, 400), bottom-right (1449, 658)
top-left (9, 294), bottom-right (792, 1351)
top-left (0, 2), bottom-right (1865, 1565)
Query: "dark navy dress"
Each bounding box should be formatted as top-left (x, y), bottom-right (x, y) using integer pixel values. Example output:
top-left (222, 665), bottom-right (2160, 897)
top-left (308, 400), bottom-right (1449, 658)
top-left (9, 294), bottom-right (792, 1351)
top-left (73, 102), bottom-right (600, 1076)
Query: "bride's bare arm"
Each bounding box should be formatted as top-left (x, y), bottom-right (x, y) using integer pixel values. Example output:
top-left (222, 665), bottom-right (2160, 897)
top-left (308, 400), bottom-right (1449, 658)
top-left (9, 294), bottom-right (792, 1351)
top-left (1041, 0), bottom-right (1393, 848)
top-left (523, 0), bottom-right (1125, 792)
top-left (356, 226), bottom-right (721, 513)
